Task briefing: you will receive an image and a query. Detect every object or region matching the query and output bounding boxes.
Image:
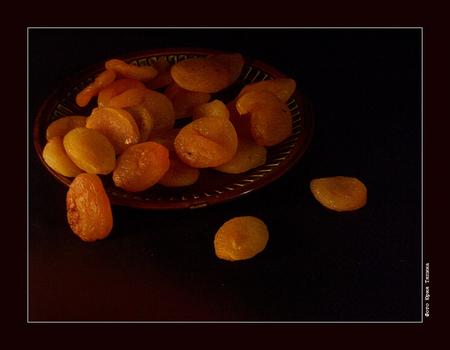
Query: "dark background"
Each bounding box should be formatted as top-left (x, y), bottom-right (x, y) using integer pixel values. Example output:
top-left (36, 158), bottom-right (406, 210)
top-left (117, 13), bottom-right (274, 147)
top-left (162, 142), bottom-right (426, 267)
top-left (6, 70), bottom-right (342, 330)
top-left (28, 28), bottom-right (422, 321)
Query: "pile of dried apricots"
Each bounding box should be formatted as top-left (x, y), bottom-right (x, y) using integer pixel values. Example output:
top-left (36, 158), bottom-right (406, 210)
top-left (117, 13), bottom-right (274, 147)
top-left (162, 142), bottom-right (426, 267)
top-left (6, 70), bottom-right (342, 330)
top-left (41, 52), bottom-right (367, 260)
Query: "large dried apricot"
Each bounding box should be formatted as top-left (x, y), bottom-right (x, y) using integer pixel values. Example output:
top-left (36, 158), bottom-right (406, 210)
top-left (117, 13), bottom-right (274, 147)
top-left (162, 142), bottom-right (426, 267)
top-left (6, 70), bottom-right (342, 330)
top-left (43, 137), bottom-right (84, 177)
top-left (174, 116), bottom-right (238, 168)
top-left (214, 216), bottom-right (269, 261)
top-left (97, 78), bottom-right (146, 107)
top-left (108, 88), bottom-right (175, 134)
top-left (63, 127), bottom-right (116, 175)
top-left (236, 77), bottom-right (296, 103)
top-left (76, 69), bottom-right (116, 107)
top-left (170, 57), bottom-right (229, 93)
top-left (66, 173), bottom-right (113, 242)
top-left (193, 99), bottom-right (229, 120)
top-left (164, 81), bottom-right (211, 119)
top-left (86, 107), bottom-right (140, 155)
top-left (213, 138), bottom-right (267, 174)
top-left (46, 115), bottom-right (87, 141)
top-left (158, 152), bottom-right (200, 187)
top-left (310, 176), bottom-right (367, 212)
top-left (207, 53), bottom-right (244, 86)
top-left (112, 141), bottom-right (170, 192)
top-left (105, 58), bottom-right (158, 82)
top-left (236, 90), bottom-right (292, 146)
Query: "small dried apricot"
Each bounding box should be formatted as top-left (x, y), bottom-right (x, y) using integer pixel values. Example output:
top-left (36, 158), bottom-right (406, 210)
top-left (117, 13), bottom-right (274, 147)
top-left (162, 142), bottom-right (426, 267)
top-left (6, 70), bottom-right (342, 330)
top-left (144, 56), bottom-right (174, 90)
top-left (76, 69), bottom-right (116, 107)
top-left (214, 216), bottom-right (269, 261)
top-left (164, 81), bottom-right (211, 119)
top-left (170, 57), bottom-right (229, 93)
top-left (46, 115), bottom-right (87, 141)
top-left (174, 116), bottom-right (238, 168)
top-left (112, 141), bottom-right (170, 192)
top-left (236, 77), bottom-right (296, 103)
top-left (310, 176), bottom-right (367, 212)
top-left (213, 138), bottom-right (267, 174)
top-left (97, 78), bottom-right (146, 107)
top-left (66, 173), bottom-right (113, 242)
top-left (193, 99), bottom-right (229, 120)
top-left (63, 127), bottom-right (116, 175)
top-left (236, 90), bottom-right (292, 146)
top-left (105, 58), bottom-right (158, 82)
top-left (86, 107), bottom-right (140, 155)
top-left (43, 137), bottom-right (84, 177)
top-left (158, 152), bottom-right (200, 187)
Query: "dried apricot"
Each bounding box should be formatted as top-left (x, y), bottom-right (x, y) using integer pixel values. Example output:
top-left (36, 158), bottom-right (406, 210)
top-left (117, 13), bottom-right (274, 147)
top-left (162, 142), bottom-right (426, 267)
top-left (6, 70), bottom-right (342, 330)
top-left (108, 88), bottom-right (175, 134)
top-left (86, 107), bottom-right (140, 155)
top-left (63, 127), bottom-right (116, 175)
top-left (164, 81), bottom-right (211, 119)
top-left (112, 141), bottom-right (170, 192)
top-left (174, 116), bottom-right (238, 168)
top-left (76, 69), bottom-right (116, 107)
top-left (236, 77), bottom-right (296, 103)
top-left (236, 90), bottom-right (292, 146)
top-left (97, 78), bottom-right (146, 107)
top-left (66, 173), bottom-right (113, 242)
top-left (214, 216), bottom-right (269, 261)
top-left (46, 115), bottom-right (87, 141)
top-left (170, 57), bottom-right (229, 93)
top-left (158, 152), bottom-right (200, 187)
top-left (122, 105), bottom-right (154, 142)
top-left (310, 176), bottom-right (367, 212)
top-left (105, 58), bottom-right (158, 82)
top-left (144, 56), bottom-right (174, 90)
top-left (42, 137), bottom-right (84, 177)
top-left (213, 138), bottom-right (267, 174)
top-left (193, 99), bottom-right (229, 120)
top-left (207, 53), bottom-right (245, 86)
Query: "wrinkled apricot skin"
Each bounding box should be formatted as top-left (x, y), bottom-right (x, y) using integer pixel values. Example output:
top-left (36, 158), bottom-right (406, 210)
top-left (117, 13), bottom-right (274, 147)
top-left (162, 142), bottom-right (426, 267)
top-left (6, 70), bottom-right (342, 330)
top-left (113, 141), bottom-right (170, 192)
top-left (207, 53), bottom-right (244, 86)
top-left (158, 152), bottom-right (200, 187)
top-left (170, 57), bottom-right (229, 93)
top-left (214, 216), bottom-right (269, 261)
top-left (236, 78), bottom-right (296, 103)
top-left (43, 137), bottom-right (85, 177)
top-left (76, 69), bottom-right (116, 107)
top-left (66, 173), bottom-right (113, 242)
top-left (46, 115), bottom-right (87, 141)
top-left (105, 59), bottom-right (158, 82)
top-left (86, 107), bottom-right (140, 155)
top-left (63, 127), bottom-right (116, 175)
top-left (174, 116), bottom-right (238, 168)
top-left (236, 90), bottom-right (292, 146)
top-left (310, 176), bottom-right (367, 212)
top-left (213, 138), bottom-right (267, 174)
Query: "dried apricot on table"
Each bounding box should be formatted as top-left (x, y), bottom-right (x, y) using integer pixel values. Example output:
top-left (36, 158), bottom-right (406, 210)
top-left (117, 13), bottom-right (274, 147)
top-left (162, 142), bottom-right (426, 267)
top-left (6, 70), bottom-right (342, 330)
top-left (236, 90), bottom-right (292, 146)
top-left (63, 127), bottom-right (116, 175)
top-left (76, 69), bottom-right (116, 107)
top-left (213, 138), bottom-right (267, 174)
top-left (86, 107), bottom-right (140, 154)
top-left (214, 216), bottom-right (269, 261)
top-left (112, 141), bottom-right (170, 192)
top-left (236, 77), bottom-right (296, 103)
top-left (43, 137), bottom-right (84, 177)
top-left (105, 58), bottom-right (158, 82)
top-left (46, 115), bottom-right (87, 141)
top-left (170, 56), bottom-right (229, 93)
top-left (174, 115), bottom-right (238, 168)
top-left (66, 173), bottom-right (113, 242)
top-left (310, 176), bottom-right (367, 212)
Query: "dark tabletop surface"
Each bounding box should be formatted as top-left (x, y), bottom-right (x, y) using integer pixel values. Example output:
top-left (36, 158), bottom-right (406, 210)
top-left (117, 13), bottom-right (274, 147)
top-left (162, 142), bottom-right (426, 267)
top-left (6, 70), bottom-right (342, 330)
top-left (28, 28), bottom-right (422, 322)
